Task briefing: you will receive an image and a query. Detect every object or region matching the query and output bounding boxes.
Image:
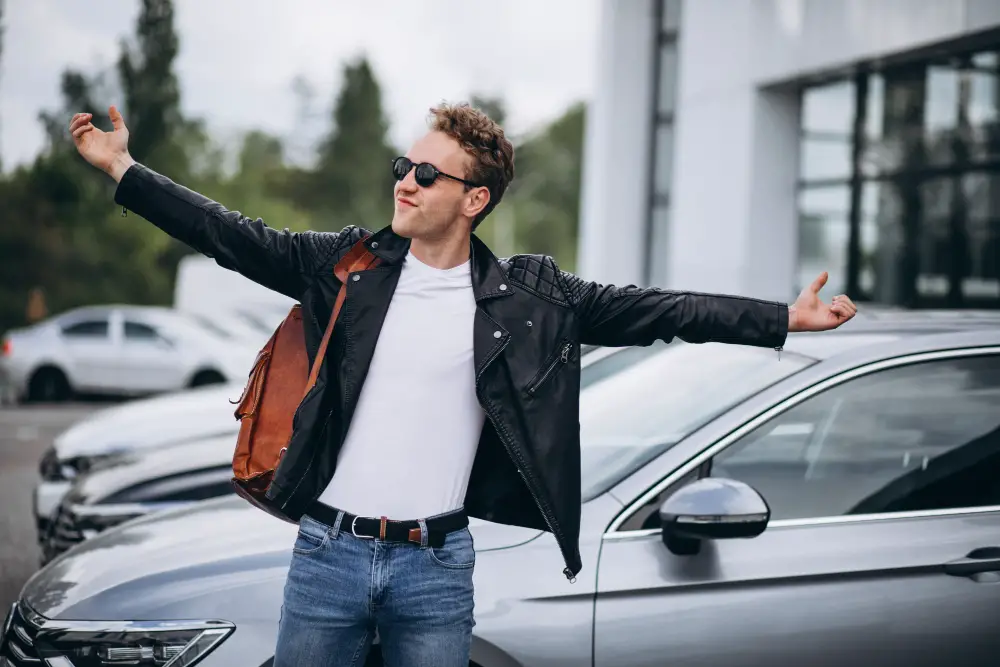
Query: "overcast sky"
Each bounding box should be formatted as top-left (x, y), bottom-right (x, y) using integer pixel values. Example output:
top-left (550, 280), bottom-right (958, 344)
top-left (1, 0), bottom-right (601, 170)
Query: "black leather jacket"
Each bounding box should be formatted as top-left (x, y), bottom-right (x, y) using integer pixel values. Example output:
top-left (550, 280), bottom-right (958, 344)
top-left (115, 163), bottom-right (789, 580)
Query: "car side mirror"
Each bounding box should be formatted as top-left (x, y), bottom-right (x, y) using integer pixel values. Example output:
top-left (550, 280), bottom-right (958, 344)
top-left (659, 477), bottom-right (770, 556)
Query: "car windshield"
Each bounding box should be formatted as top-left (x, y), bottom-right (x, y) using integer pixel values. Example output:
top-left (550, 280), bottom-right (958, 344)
top-left (579, 341), bottom-right (813, 500)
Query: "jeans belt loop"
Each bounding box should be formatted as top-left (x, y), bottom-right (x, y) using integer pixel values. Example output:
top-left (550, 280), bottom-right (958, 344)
top-left (331, 510), bottom-right (345, 538)
top-left (417, 518), bottom-right (429, 548)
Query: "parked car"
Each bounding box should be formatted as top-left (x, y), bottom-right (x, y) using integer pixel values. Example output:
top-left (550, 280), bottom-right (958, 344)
top-left (8, 318), bottom-right (999, 667)
top-left (40, 434), bottom-right (235, 564)
top-left (0, 304), bottom-right (257, 403)
top-left (31, 343), bottom-right (648, 548)
top-left (33, 381), bottom-right (243, 538)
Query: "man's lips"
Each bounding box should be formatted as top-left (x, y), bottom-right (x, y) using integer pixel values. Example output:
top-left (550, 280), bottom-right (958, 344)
top-left (397, 197), bottom-right (417, 208)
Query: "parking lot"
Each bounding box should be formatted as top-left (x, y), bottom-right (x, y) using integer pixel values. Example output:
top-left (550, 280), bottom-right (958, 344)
top-left (0, 403), bottom-right (101, 611)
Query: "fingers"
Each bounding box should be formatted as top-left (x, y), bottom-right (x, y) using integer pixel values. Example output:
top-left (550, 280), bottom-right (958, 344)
top-left (109, 105), bottom-right (126, 131)
top-left (830, 294), bottom-right (858, 320)
top-left (809, 271), bottom-right (829, 294)
top-left (69, 113), bottom-right (93, 133)
top-left (72, 123), bottom-right (95, 139)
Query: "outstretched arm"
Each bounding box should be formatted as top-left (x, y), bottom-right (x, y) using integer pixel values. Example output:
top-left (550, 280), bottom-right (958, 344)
top-left (70, 107), bottom-right (344, 300)
top-left (559, 267), bottom-right (856, 349)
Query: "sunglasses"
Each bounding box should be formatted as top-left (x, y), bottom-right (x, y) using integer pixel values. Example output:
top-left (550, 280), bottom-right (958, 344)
top-left (391, 156), bottom-right (482, 188)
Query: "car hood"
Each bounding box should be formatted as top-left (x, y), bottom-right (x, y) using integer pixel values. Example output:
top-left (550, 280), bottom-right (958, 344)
top-left (22, 496), bottom-right (543, 619)
top-left (70, 436), bottom-right (235, 504)
top-left (54, 384), bottom-right (243, 460)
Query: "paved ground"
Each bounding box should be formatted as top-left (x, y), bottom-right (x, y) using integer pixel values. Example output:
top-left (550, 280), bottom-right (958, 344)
top-left (0, 403), bottom-right (103, 611)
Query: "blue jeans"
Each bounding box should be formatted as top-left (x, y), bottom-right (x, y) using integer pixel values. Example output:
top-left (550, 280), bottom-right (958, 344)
top-left (273, 510), bottom-right (476, 667)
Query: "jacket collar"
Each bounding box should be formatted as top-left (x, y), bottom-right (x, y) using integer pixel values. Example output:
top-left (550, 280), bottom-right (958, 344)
top-left (364, 225), bottom-right (513, 303)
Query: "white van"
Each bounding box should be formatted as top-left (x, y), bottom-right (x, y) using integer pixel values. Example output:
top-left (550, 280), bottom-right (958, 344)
top-left (173, 255), bottom-right (295, 347)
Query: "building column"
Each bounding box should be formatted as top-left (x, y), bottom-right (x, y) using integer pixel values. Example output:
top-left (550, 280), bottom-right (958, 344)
top-left (577, 0), bottom-right (657, 286)
top-left (664, 0), bottom-right (801, 302)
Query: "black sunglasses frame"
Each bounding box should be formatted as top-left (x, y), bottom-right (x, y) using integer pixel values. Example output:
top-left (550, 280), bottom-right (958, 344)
top-left (391, 157), bottom-right (482, 189)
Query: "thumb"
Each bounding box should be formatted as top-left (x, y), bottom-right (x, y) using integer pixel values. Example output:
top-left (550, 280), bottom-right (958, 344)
top-left (109, 105), bottom-right (126, 131)
top-left (809, 271), bottom-right (828, 294)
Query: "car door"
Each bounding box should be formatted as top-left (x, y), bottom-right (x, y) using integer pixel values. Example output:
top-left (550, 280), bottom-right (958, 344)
top-left (595, 348), bottom-right (1000, 667)
top-left (119, 319), bottom-right (187, 393)
top-left (59, 314), bottom-right (121, 391)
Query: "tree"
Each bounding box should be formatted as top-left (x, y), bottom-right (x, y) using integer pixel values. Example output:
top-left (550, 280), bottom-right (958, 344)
top-left (470, 94), bottom-right (507, 126)
top-left (310, 56), bottom-right (397, 230)
top-left (503, 102), bottom-right (586, 270)
top-left (117, 0), bottom-right (184, 172)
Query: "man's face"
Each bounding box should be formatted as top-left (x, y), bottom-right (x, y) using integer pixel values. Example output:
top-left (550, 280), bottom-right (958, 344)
top-left (391, 131), bottom-right (481, 240)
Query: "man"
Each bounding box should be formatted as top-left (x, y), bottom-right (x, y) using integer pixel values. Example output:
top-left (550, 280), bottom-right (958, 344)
top-left (70, 103), bottom-right (856, 666)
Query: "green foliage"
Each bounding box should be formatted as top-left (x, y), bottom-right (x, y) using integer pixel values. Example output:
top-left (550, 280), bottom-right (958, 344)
top-left (309, 57), bottom-right (397, 231)
top-left (117, 0), bottom-right (182, 170)
top-left (498, 102), bottom-right (586, 271)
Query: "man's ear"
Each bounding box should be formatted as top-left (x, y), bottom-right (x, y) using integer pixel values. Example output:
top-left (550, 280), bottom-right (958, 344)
top-left (464, 186), bottom-right (491, 220)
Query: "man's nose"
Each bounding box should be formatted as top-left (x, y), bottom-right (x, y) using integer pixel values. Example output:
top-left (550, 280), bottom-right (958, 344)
top-left (395, 165), bottom-right (418, 194)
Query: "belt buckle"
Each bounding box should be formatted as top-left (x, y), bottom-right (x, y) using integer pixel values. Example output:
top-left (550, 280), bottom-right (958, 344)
top-left (351, 516), bottom-right (374, 540)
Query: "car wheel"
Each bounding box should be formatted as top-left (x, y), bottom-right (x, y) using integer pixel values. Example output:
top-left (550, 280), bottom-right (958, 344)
top-left (27, 366), bottom-right (72, 403)
top-left (189, 369), bottom-right (226, 388)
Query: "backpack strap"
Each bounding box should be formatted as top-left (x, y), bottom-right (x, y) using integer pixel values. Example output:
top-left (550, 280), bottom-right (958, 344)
top-left (303, 238), bottom-right (381, 397)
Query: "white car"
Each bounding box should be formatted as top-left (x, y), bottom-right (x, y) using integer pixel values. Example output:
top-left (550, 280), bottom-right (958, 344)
top-left (0, 304), bottom-right (258, 403)
top-left (33, 381), bottom-right (244, 536)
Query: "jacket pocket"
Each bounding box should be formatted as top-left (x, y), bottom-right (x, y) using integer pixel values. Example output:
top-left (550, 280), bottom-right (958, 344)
top-left (525, 340), bottom-right (573, 396)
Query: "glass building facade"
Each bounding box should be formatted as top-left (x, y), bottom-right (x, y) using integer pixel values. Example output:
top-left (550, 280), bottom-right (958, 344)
top-left (799, 46), bottom-right (1000, 308)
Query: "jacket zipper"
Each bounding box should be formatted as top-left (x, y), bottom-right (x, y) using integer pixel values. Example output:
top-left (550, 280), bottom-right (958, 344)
top-left (476, 338), bottom-right (577, 583)
top-left (526, 341), bottom-right (573, 396)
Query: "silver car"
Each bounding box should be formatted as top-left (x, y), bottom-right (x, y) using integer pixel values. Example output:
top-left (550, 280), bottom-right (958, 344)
top-left (0, 305), bottom-right (256, 403)
top-left (4, 319), bottom-right (1000, 666)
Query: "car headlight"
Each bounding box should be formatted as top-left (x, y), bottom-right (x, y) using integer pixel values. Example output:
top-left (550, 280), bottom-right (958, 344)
top-left (42, 452), bottom-right (133, 482)
top-left (2, 602), bottom-right (234, 667)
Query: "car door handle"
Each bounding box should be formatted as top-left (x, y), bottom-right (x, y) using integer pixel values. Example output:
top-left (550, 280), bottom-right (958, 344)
top-left (944, 547), bottom-right (1000, 576)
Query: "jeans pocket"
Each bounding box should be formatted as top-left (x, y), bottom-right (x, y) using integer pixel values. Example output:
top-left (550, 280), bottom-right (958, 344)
top-left (427, 528), bottom-right (476, 570)
top-left (292, 515), bottom-right (330, 555)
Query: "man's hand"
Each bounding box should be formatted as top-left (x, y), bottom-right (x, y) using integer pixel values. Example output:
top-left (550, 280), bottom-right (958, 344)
top-left (788, 272), bottom-right (857, 332)
top-left (70, 106), bottom-right (135, 183)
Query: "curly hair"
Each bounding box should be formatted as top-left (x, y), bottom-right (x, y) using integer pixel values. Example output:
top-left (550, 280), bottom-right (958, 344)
top-left (428, 102), bottom-right (515, 229)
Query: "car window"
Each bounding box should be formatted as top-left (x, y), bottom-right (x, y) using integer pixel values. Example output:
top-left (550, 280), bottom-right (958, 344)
top-left (61, 320), bottom-right (108, 338)
top-left (124, 321), bottom-right (161, 341)
top-left (708, 354), bottom-right (1000, 521)
top-left (579, 342), bottom-right (812, 500)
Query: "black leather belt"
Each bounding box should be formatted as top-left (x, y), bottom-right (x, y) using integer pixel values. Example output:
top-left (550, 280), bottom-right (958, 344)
top-left (305, 502), bottom-right (468, 548)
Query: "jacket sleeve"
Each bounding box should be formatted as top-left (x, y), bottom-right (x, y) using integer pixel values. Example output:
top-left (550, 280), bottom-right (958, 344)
top-left (558, 268), bottom-right (789, 350)
top-left (114, 163), bottom-right (346, 300)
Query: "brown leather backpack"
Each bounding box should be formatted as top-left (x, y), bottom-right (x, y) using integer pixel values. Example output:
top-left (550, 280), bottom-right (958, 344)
top-left (230, 237), bottom-right (380, 520)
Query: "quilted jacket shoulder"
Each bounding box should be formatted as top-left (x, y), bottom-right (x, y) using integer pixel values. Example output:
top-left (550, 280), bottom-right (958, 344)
top-left (313, 225), bottom-right (370, 275)
top-left (501, 254), bottom-right (591, 306)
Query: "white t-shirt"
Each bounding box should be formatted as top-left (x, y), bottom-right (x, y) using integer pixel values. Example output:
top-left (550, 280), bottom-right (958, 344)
top-left (318, 250), bottom-right (486, 520)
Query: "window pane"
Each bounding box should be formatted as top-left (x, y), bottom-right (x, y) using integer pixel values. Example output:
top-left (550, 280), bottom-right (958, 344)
top-left (800, 136), bottom-right (852, 181)
top-left (797, 186), bottom-right (850, 295)
top-left (802, 80), bottom-right (855, 135)
top-left (62, 320), bottom-right (108, 338)
top-left (657, 42), bottom-right (678, 114)
top-left (653, 123), bottom-right (674, 197)
top-left (124, 321), bottom-right (159, 340)
top-left (863, 66), bottom-right (926, 176)
top-left (712, 356), bottom-right (1000, 520)
top-left (661, 0), bottom-right (681, 31)
top-left (961, 172), bottom-right (1000, 300)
